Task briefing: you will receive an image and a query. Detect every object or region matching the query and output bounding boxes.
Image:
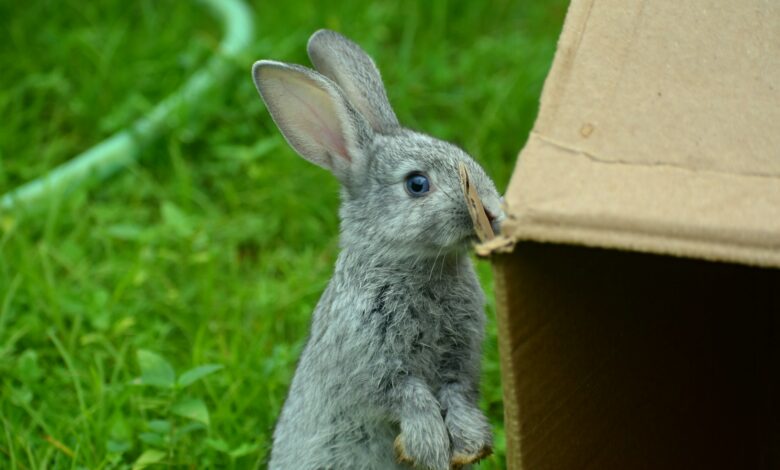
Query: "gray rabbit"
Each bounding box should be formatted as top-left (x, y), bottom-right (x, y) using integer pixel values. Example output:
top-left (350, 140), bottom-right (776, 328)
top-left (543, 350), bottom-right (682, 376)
top-left (252, 30), bottom-right (502, 470)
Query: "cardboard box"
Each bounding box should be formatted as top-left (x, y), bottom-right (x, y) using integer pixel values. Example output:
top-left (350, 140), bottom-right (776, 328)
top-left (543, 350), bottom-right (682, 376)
top-left (484, 0), bottom-right (780, 468)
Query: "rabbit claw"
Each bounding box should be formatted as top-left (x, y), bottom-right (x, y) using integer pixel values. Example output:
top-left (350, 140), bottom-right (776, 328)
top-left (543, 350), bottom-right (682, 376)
top-left (394, 432), bottom-right (451, 470)
top-left (394, 434), bottom-right (415, 465)
top-left (450, 445), bottom-right (492, 469)
top-left (395, 433), bottom-right (491, 470)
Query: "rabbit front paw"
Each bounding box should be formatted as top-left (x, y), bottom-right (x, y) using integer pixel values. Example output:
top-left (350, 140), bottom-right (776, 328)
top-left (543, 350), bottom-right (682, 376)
top-left (394, 416), bottom-right (450, 470)
top-left (445, 406), bottom-right (493, 468)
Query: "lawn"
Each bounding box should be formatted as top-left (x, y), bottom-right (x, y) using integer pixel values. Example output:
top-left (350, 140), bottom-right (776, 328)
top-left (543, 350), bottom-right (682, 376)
top-left (0, 0), bottom-right (567, 468)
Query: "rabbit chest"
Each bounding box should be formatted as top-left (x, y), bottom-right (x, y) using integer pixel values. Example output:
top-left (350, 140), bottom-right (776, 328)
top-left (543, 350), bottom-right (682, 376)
top-left (302, 253), bottom-right (486, 405)
top-left (366, 259), bottom-right (485, 386)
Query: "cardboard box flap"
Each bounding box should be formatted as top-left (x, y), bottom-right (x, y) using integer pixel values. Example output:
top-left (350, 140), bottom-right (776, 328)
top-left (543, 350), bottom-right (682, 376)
top-left (489, 0), bottom-right (780, 267)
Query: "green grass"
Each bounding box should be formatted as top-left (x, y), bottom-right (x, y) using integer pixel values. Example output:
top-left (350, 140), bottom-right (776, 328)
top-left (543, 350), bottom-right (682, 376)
top-left (0, 0), bottom-right (568, 468)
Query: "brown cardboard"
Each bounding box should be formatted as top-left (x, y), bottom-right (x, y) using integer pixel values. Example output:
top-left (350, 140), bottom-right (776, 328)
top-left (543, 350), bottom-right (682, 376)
top-left (459, 162), bottom-right (496, 242)
top-left (489, 0), bottom-right (780, 468)
top-left (494, 244), bottom-right (779, 469)
top-left (486, 0), bottom-right (780, 267)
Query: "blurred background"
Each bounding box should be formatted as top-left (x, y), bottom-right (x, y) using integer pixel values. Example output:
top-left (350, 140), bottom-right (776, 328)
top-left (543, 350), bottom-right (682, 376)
top-left (0, 0), bottom-right (567, 467)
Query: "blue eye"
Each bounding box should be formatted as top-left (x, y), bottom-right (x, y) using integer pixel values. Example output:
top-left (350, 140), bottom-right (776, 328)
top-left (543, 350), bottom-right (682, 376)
top-left (405, 173), bottom-right (431, 197)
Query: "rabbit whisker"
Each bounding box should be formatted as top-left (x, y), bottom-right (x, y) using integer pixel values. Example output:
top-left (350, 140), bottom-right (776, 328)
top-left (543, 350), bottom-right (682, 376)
top-left (428, 245), bottom-right (445, 282)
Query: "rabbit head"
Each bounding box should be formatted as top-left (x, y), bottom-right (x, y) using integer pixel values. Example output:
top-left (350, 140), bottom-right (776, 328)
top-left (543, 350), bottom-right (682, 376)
top-left (252, 30), bottom-right (502, 260)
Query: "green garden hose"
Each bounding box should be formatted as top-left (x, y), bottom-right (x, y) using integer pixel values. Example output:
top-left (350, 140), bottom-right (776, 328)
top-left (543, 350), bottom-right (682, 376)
top-left (0, 0), bottom-right (253, 212)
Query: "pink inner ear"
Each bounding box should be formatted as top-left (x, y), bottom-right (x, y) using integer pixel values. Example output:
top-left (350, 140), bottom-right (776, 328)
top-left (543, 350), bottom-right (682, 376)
top-left (284, 76), bottom-right (351, 163)
top-left (313, 119), bottom-right (350, 163)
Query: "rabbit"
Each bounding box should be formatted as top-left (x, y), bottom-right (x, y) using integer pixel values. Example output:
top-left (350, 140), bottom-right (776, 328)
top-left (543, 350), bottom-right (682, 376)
top-left (252, 29), bottom-right (503, 470)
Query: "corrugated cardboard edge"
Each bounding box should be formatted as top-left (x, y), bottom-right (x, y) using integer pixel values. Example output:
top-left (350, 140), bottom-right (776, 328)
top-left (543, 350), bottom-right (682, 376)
top-left (478, 136), bottom-right (780, 269)
top-left (478, 0), bottom-right (780, 269)
top-left (489, 256), bottom-right (523, 467)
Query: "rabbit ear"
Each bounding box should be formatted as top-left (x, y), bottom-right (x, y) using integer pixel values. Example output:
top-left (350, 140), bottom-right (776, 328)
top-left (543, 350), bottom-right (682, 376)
top-left (252, 60), bottom-right (372, 179)
top-left (307, 30), bottom-right (400, 134)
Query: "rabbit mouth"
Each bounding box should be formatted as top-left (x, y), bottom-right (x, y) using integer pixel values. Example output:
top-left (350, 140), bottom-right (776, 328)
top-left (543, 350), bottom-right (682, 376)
top-left (461, 205), bottom-right (499, 244)
top-left (456, 225), bottom-right (485, 247)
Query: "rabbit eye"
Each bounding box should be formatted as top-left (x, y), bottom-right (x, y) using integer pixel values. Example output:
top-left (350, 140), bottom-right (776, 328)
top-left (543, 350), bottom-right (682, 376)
top-left (404, 173), bottom-right (431, 197)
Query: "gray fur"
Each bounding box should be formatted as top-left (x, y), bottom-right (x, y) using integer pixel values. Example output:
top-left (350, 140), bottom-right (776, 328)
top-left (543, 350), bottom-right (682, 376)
top-left (252, 30), bottom-right (501, 470)
top-left (307, 30), bottom-right (400, 134)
